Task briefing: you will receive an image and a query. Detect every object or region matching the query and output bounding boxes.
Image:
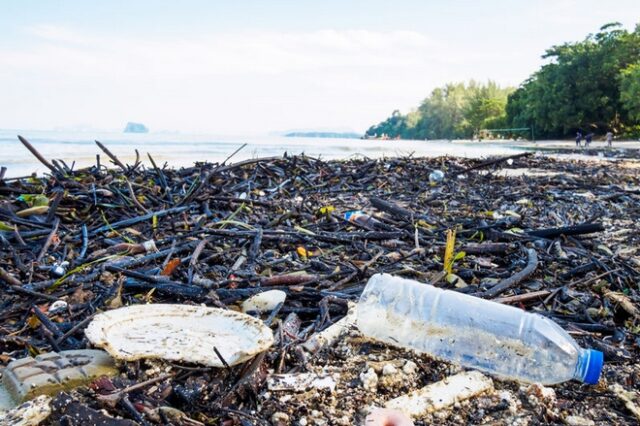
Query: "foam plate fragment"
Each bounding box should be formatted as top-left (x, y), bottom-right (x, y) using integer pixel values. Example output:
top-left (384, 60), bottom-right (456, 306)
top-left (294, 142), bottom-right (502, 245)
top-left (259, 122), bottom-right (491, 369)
top-left (85, 304), bottom-right (274, 367)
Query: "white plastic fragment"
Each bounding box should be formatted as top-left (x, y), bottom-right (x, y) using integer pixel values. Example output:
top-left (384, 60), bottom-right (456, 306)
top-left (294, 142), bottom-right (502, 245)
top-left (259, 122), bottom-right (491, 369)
top-left (267, 373), bottom-right (337, 392)
top-left (301, 302), bottom-right (357, 353)
top-left (385, 371), bottom-right (494, 417)
top-left (0, 395), bottom-right (52, 426)
top-left (50, 261), bottom-right (69, 278)
top-left (85, 304), bottom-right (274, 367)
top-left (241, 290), bottom-right (287, 313)
top-left (48, 300), bottom-right (68, 315)
top-left (141, 240), bottom-right (158, 253)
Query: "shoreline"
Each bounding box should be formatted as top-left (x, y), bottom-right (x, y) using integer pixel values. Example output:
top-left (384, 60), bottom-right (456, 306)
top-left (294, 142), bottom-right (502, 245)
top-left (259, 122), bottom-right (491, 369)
top-left (2, 134), bottom-right (640, 179)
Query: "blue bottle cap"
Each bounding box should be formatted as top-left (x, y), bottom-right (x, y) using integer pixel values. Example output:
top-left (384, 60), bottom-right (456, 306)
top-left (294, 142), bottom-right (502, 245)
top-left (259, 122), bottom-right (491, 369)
top-left (583, 349), bottom-right (603, 385)
top-left (344, 210), bottom-right (362, 221)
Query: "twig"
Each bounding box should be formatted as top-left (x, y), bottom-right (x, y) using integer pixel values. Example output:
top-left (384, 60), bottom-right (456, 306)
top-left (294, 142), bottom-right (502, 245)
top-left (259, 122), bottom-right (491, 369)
top-left (18, 135), bottom-right (62, 175)
top-left (7, 285), bottom-right (62, 302)
top-left (571, 268), bottom-right (622, 288)
top-left (125, 177), bottom-right (150, 214)
top-left (261, 274), bottom-right (318, 287)
top-left (87, 204), bottom-right (194, 236)
top-left (97, 373), bottom-right (173, 407)
top-left (247, 228), bottom-right (263, 267)
top-left (32, 305), bottom-right (64, 338)
top-left (36, 217), bottom-right (60, 262)
top-left (479, 248), bottom-right (538, 298)
top-left (458, 152), bottom-right (531, 174)
top-left (213, 346), bottom-right (232, 371)
top-left (45, 190), bottom-right (64, 223)
top-left (148, 152), bottom-right (172, 203)
top-left (370, 196), bottom-right (414, 220)
top-left (221, 142), bottom-right (248, 166)
top-left (0, 266), bottom-right (22, 286)
top-left (95, 140), bottom-right (128, 172)
top-left (462, 242), bottom-right (512, 254)
top-left (78, 224), bottom-right (89, 261)
top-left (527, 222), bottom-right (604, 239)
top-left (55, 314), bottom-right (95, 345)
top-left (494, 290), bottom-right (551, 304)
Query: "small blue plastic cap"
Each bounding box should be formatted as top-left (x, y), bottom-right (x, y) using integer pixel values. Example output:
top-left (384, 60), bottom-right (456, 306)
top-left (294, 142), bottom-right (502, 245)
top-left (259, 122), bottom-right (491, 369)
top-left (344, 211), bottom-right (361, 221)
top-left (583, 349), bottom-right (604, 385)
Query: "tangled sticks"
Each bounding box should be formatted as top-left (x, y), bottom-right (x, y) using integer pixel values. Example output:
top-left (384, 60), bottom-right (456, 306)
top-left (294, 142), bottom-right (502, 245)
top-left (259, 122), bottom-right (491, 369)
top-left (0, 137), bottom-right (639, 424)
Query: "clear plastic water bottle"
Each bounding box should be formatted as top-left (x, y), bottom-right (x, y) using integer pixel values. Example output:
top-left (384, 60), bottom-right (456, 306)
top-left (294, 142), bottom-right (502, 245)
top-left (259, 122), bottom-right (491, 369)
top-left (356, 274), bottom-right (603, 385)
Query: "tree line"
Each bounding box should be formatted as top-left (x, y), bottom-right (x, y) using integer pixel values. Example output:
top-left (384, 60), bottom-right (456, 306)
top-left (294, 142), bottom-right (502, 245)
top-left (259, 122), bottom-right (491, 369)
top-left (366, 23), bottom-right (640, 140)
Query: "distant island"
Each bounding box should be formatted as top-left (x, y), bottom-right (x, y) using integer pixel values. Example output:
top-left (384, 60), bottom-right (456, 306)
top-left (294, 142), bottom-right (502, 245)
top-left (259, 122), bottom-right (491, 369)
top-left (124, 122), bottom-right (149, 133)
top-left (285, 131), bottom-right (361, 139)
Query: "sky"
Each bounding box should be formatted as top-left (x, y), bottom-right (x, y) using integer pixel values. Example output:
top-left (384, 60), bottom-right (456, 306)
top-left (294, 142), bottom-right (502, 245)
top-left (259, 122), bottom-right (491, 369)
top-left (0, 1), bottom-right (638, 135)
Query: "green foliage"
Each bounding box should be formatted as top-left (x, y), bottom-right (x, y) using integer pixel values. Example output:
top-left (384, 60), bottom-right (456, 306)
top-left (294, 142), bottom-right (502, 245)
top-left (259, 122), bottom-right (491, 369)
top-left (463, 81), bottom-right (512, 134)
top-left (367, 22), bottom-right (640, 140)
top-left (17, 194), bottom-right (49, 207)
top-left (620, 63), bottom-right (640, 122)
top-left (366, 110), bottom-right (412, 139)
top-left (366, 81), bottom-right (514, 139)
top-left (507, 23), bottom-right (640, 138)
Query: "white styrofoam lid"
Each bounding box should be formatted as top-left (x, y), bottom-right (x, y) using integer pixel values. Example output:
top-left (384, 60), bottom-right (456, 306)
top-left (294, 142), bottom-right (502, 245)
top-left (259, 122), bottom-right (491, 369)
top-left (85, 304), bottom-right (274, 367)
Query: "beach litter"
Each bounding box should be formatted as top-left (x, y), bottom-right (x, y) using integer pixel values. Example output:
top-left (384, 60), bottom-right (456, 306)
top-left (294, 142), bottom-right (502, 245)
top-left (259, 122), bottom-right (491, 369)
top-left (428, 169), bottom-right (445, 184)
top-left (266, 372), bottom-right (338, 392)
top-left (241, 289), bottom-right (287, 314)
top-left (0, 136), bottom-right (639, 423)
top-left (85, 304), bottom-right (274, 367)
top-left (385, 371), bottom-right (494, 417)
top-left (0, 350), bottom-right (118, 411)
top-left (356, 273), bottom-right (604, 385)
top-left (301, 302), bottom-right (357, 353)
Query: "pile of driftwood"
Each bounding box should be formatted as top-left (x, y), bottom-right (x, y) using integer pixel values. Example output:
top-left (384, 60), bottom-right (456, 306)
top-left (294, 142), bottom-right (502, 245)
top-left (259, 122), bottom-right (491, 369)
top-left (0, 137), bottom-right (639, 425)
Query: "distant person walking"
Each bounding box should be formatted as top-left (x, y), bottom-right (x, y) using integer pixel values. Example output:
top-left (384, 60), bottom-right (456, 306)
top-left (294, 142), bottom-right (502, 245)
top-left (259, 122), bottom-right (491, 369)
top-left (575, 131), bottom-right (582, 147)
top-left (585, 133), bottom-right (593, 146)
top-left (606, 131), bottom-right (613, 148)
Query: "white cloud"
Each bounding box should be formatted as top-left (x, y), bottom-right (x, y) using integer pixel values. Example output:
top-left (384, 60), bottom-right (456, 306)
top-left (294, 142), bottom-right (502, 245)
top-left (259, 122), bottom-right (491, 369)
top-left (9, 26), bottom-right (435, 77)
top-left (0, 26), bottom-right (529, 133)
top-left (26, 24), bottom-right (87, 44)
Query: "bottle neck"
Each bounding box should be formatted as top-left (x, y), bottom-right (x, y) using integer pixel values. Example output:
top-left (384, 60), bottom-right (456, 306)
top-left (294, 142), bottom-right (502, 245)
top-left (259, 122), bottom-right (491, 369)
top-left (573, 349), bottom-right (590, 383)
